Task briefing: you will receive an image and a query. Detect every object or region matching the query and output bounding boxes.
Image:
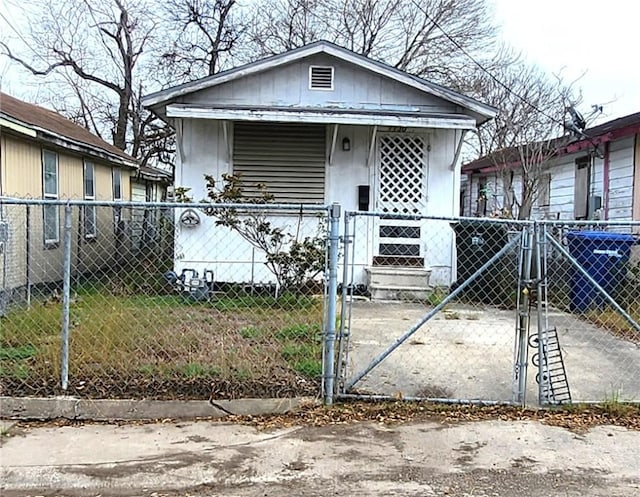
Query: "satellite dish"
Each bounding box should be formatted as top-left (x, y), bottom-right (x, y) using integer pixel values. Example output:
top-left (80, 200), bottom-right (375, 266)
top-left (566, 106), bottom-right (586, 132)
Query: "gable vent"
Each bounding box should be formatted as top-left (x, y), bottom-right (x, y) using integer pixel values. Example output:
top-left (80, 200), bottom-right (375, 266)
top-left (309, 66), bottom-right (334, 90)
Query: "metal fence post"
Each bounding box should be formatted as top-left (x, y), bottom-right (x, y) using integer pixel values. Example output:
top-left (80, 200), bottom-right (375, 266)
top-left (323, 203), bottom-right (341, 405)
top-left (336, 212), bottom-right (352, 395)
top-left (60, 203), bottom-right (73, 391)
top-left (536, 222), bottom-right (549, 405)
top-left (513, 225), bottom-right (533, 405)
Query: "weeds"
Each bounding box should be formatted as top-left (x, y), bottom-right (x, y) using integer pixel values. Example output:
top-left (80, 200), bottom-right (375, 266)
top-left (1, 286), bottom-right (324, 397)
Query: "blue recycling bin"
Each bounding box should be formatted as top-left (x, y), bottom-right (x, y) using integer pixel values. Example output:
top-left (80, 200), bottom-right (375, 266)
top-left (566, 231), bottom-right (636, 312)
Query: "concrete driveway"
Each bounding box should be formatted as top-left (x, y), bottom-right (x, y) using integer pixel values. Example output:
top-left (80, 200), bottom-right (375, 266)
top-left (1, 418), bottom-right (639, 496)
top-left (344, 302), bottom-right (640, 404)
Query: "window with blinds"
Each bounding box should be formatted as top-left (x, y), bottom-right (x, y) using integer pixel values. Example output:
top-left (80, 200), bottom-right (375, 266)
top-left (232, 122), bottom-right (327, 204)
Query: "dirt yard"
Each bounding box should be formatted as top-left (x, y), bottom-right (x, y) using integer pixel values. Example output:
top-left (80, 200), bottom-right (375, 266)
top-left (344, 301), bottom-right (640, 404)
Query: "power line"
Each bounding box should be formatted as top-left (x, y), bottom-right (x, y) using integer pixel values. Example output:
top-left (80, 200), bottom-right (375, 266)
top-left (0, 10), bottom-right (50, 65)
top-left (407, 0), bottom-right (569, 129)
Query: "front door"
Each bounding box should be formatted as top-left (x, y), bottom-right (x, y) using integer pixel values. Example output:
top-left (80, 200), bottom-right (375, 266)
top-left (374, 133), bottom-right (428, 267)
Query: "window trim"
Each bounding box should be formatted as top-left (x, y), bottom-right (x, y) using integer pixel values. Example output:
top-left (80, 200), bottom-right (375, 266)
top-left (309, 65), bottom-right (334, 91)
top-left (42, 149), bottom-right (60, 246)
top-left (574, 156), bottom-right (591, 220)
top-left (83, 160), bottom-right (97, 239)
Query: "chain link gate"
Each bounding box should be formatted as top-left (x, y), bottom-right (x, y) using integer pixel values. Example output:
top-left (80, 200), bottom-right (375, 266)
top-left (335, 215), bottom-right (640, 406)
top-left (534, 220), bottom-right (640, 405)
top-left (336, 212), bottom-right (530, 404)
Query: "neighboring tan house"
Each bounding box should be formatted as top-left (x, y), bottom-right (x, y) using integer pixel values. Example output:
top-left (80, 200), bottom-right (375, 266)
top-left (143, 41), bottom-right (496, 293)
top-left (0, 92), bottom-right (138, 311)
top-left (129, 165), bottom-right (172, 253)
top-left (461, 112), bottom-right (640, 226)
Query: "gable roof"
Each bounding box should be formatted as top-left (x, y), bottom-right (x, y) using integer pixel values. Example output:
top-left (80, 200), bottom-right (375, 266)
top-left (142, 40), bottom-right (497, 124)
top-left (462, 111), bottom-right (640, 174)
top-left (0, 92), bottom-right (137, 168)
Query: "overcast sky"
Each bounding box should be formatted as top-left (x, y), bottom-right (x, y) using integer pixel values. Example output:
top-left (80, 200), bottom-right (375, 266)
top-left (1, 0), bottom-right (638, 123)
top-left (491, 0), bottom-right (639, 122)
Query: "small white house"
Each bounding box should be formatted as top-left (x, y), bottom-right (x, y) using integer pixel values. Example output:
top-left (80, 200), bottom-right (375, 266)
top-left (462, 112), bottom-right (640, 226)
top-left (143, 41), bottom-right (496, 294)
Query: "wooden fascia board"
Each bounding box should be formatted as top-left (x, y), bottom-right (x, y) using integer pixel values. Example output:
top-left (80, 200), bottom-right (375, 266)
top-left (142, 45), bottom-right (324, 107)
top-left (0, 116), bottom-right (37, 137)
top-left (1, 114), bottom-right (137, 168)
top-left (166, 105), bottom-right (477, 130)
top-left (563, 124), bottom-right (640, 154)
top-left (465, 160), bottom-right (523, 175)
top-left (36, 132), bottom-right (138, 169)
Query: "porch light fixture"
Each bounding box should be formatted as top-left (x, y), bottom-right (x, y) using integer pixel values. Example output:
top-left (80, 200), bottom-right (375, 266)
top-left (342, 137), bottom-right (351, 151)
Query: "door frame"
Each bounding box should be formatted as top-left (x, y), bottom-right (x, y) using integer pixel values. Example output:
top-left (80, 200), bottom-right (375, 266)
top-left (372, 131), bottom-right (430, 265)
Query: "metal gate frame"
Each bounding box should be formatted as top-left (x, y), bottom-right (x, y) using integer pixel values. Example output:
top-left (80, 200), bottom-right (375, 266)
top-left (535, 221), bottom-right (640, 406)
top-left (335, 211), bottom-right (529, 405)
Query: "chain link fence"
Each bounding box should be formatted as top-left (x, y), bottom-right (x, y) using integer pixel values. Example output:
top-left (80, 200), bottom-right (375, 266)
top-left (0, 199), bottom-right (333, 400)
top-left (337, 212), bottom-right (526, 404)
top-left (337, 213), bottom-right (640, 406)
top-left (537, 220), bottom-right (640, 405)
top-left (2, 198), bottom-right (639, 406)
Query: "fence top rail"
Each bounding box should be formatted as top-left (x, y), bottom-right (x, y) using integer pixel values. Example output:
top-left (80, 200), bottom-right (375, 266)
top-left (538, 219), bottom-right (640, 227)
top-left (345, 210), bottom-right (640, 228)
top-left (0, 197), bottom-right (332, 212)
top-left (345, 210), bottom-right (533, 225)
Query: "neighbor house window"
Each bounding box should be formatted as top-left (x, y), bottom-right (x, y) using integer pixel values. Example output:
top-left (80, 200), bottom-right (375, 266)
top-left (574, 156), bottom-right (590, 219)
top-left (42, 150), bottom-right (59, 246)
top-left (112, 168), bottom-right (123, 235)
top-left (83, 161), bottom-right (97, 239)
top-left (538, 173), bottom-right (551, 209)
top-left (112, 168), bottom-right (122, 200)
top-left (476, 179), bottom-right (487, 216)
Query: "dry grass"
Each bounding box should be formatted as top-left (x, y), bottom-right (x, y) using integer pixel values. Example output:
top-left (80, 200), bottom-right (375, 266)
top-left (585, 304), bottom-right (640, 344)
top-left (0, 286), bottom-right (324, 398)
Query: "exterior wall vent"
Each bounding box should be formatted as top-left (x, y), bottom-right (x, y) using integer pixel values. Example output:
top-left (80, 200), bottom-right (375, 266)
top-left (309, 66), bottom-right (334, 90)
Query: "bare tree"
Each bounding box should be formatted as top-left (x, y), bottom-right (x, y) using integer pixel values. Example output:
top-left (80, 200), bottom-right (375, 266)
top-left (1, 0), bottom-right (157, 153)
top-left (245, 0), bottom-right (497, 86)
top-left (247, 0), bottom-right (327, 57)
top-left (468, 64), bottom-right (581, 219)
top-left (158, 0), bottom-right (243, 84)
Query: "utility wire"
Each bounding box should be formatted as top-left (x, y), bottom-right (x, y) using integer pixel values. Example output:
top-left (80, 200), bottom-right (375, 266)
top-left (407, 0), bottom-right (568, 129)
top-left (0, 10), bottom-right (50, 65)
top-left (406, 0), bottom-right (607, 157)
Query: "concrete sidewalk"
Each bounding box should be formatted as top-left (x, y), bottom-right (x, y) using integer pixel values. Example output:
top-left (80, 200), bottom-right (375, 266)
top-left (1, 418), bottom-right (639, 497)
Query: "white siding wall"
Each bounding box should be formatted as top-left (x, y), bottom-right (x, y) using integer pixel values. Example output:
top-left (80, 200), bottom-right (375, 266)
top-left (174, 120), bottom-right (459, 286)
top-left (546, 156), bottom-right (580, 220)
top-left (185, 54), bottom-right (459, 114)
top-left (607, 137), bottom-right (635, 221)
top-left (465, 137), bottom-right (635, 223)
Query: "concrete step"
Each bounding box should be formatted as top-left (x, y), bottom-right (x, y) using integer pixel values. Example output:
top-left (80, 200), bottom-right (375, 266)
top-left (365, 266), bottom-right (432, 301)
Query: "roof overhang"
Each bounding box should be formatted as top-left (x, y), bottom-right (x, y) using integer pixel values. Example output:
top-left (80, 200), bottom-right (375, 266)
top-left (0, 113), bottom-right (138, 169)
top-left (166, 104), bottom-right (477, 130)
top-left (0, 117), bottom-right (37, 137)
top-left (144, 41), bottom-right (497, 125)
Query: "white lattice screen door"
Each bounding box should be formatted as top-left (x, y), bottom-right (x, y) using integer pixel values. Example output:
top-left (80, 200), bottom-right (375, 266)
top-left (374, 134), bottom-right (428, 266)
